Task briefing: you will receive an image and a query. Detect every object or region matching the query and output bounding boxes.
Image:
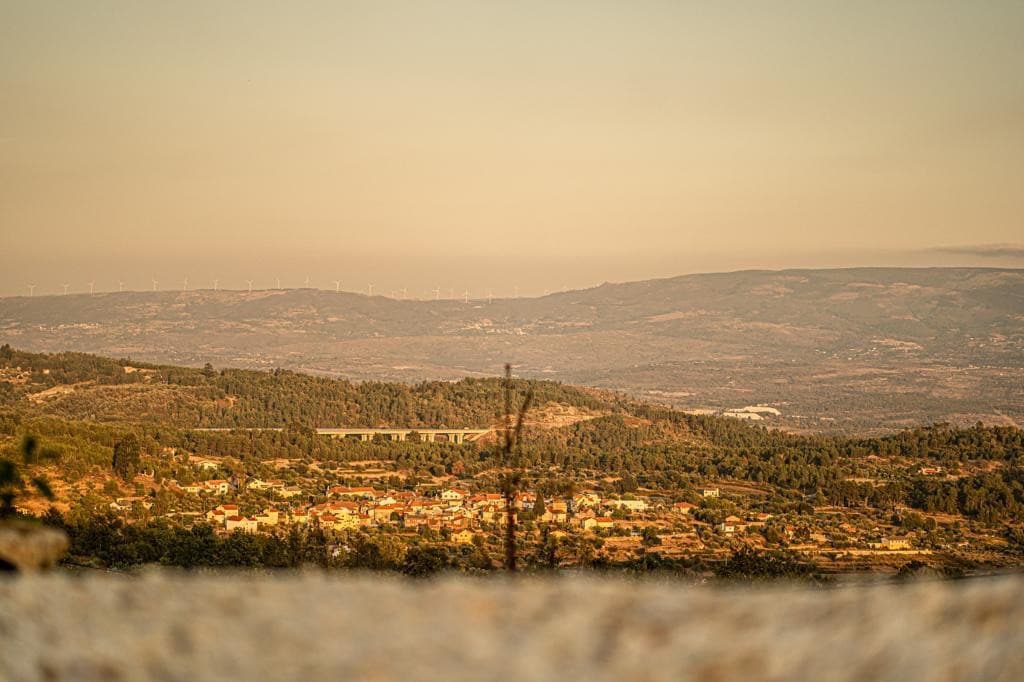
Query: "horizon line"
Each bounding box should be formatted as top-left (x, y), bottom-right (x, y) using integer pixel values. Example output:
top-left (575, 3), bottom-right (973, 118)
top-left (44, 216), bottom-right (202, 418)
top-left (3, 263), bottom-right (1023, 301)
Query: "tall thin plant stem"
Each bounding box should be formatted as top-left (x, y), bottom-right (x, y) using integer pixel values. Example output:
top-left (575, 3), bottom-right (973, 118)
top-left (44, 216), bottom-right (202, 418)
top-left (502, 363), bottom-right (532, 572)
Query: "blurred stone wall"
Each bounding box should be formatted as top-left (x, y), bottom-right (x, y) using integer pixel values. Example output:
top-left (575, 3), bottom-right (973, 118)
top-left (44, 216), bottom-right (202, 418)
top-left (1, 574), bottom-right (1022, 681)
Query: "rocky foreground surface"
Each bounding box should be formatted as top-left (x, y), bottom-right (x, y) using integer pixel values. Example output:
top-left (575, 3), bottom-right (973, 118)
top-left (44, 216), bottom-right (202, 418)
top-left (1, 573), bottom-right (1022, 681)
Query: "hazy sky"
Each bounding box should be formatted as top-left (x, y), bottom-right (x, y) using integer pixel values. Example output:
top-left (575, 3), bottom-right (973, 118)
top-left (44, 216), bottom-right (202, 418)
top-left (2, 1), bottom-right (1023, 297)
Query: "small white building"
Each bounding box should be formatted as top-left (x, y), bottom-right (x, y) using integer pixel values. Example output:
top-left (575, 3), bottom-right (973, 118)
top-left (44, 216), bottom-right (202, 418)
top-left (204, 480), bottom-right (230, 495)
top-left (441, 488), bottom-right (468, 503)
top-left (605, 499), bottom-right (648, 512)
top-left (226, 515), bottom-right (258, 533)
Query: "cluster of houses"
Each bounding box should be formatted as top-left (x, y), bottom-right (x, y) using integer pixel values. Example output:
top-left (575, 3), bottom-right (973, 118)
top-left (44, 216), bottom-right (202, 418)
top-left (205, 505), bottom-right (284, 533)
top-left (130, 463), bottom-right (922, 555)
top-left (167, 477), bottom-right (303, 498)
top-left (194, 485), bottom-right (713, 541)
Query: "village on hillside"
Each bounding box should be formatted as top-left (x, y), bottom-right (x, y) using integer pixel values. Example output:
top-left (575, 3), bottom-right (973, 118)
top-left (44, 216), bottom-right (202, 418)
top-left (76, 448), bottom-right (1014, 573)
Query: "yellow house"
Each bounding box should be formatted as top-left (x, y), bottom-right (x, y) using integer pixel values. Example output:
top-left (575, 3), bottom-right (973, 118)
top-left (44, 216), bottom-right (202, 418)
top-left (451, 529), bottom-right (476, 544)
top-left (876, 537), bottom-right (912, 550)
top-left (583, 517), bottom-right (614, 531)
top-left (255, 509), bottom-right (280, 526)
top-left (672, 502), bottom-right (697, 514)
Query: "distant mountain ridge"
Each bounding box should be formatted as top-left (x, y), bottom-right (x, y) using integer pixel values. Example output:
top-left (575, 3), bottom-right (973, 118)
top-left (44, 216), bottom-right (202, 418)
top-left (1, 267), bottom-right (1022, 433)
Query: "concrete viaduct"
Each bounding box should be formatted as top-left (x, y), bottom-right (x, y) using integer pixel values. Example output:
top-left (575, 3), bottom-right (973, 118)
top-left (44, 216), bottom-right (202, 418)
top-left (315, 428), bottom-right (491, 444)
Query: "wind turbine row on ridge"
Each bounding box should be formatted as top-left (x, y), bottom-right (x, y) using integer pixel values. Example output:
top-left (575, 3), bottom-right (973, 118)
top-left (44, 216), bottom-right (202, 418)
top-left (18, 279), bottom-right (520, 299)
top-left (27, 282), bottom-right (117, 296)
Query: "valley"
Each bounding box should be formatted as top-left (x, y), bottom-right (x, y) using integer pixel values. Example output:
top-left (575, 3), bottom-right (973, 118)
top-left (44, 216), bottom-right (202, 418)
top-left (3, 267), bottom-right (1022, 434)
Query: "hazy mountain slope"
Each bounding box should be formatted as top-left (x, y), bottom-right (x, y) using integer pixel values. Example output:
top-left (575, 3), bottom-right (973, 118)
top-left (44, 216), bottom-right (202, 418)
top-left (1, 268), bottom-right (1022, 433)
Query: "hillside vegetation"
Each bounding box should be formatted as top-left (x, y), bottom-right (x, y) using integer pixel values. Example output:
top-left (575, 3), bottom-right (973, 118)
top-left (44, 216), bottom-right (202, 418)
top-left (1, 267), bottom-right (1022, 433)
top-left (2, 349), bottom-right (1024, 528)
top-left (0, 345), bottom-right (611, 429)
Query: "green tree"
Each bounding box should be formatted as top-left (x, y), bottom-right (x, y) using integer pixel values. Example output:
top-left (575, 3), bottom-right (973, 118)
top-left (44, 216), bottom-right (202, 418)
top-left (401, 545), bottom-right (449, 577)
top-left (532, 495), bottom-right (547, 520)
top-left (641, 526), bottom-right (661, 547)
top-left (112, 433), bottom-right (142, 481)
top-left (717, 548), bottom-right (820, 582)
top-left (349, 532), bottom-right (406, 570)
top-left (617, 470), bottom-right (638, 494)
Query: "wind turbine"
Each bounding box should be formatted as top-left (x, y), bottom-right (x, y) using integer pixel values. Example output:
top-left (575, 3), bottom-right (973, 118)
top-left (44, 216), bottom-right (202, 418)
top-left (400, 287), bottom-right (407, 300)
top-left (275, 277), bottom-right (281, 290)
top-left (487, 289), bottom-right (493, 304)
top-left (246, 280), bottom-right (254, 294)
top-left (304, 276), bottom-right (310, 288)
top-left (152, 279), bottom-right (158, 292)
top-left (88, 281), bottom-right (95, 295)
top-left (62, 284), bottom-right (70, 296)
top-left (26, 284), bottom-right (35, 297)
top-left (333, 280), bottom-right (341, 293)
top-left (367, 283), bottom-right (374, 297)
top-left (213, 278), bottom-right (219, 291)
top-left (118, 280), bottom-right (124, 293)
top-left (463, 289), bottom-right (469, 304)
top-left (182, 277), bottom-right (188, 292)
top-left (433, 287), bottom-right (440, 301)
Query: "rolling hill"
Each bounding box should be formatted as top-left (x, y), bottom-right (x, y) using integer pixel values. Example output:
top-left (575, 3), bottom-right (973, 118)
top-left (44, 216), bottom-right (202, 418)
top-left (1, 267), bottom-right (1022, 433)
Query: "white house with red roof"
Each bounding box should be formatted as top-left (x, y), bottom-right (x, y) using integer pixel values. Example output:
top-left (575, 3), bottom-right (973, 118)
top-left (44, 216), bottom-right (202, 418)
top-left (226, 515), bottom-right (258, 533)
